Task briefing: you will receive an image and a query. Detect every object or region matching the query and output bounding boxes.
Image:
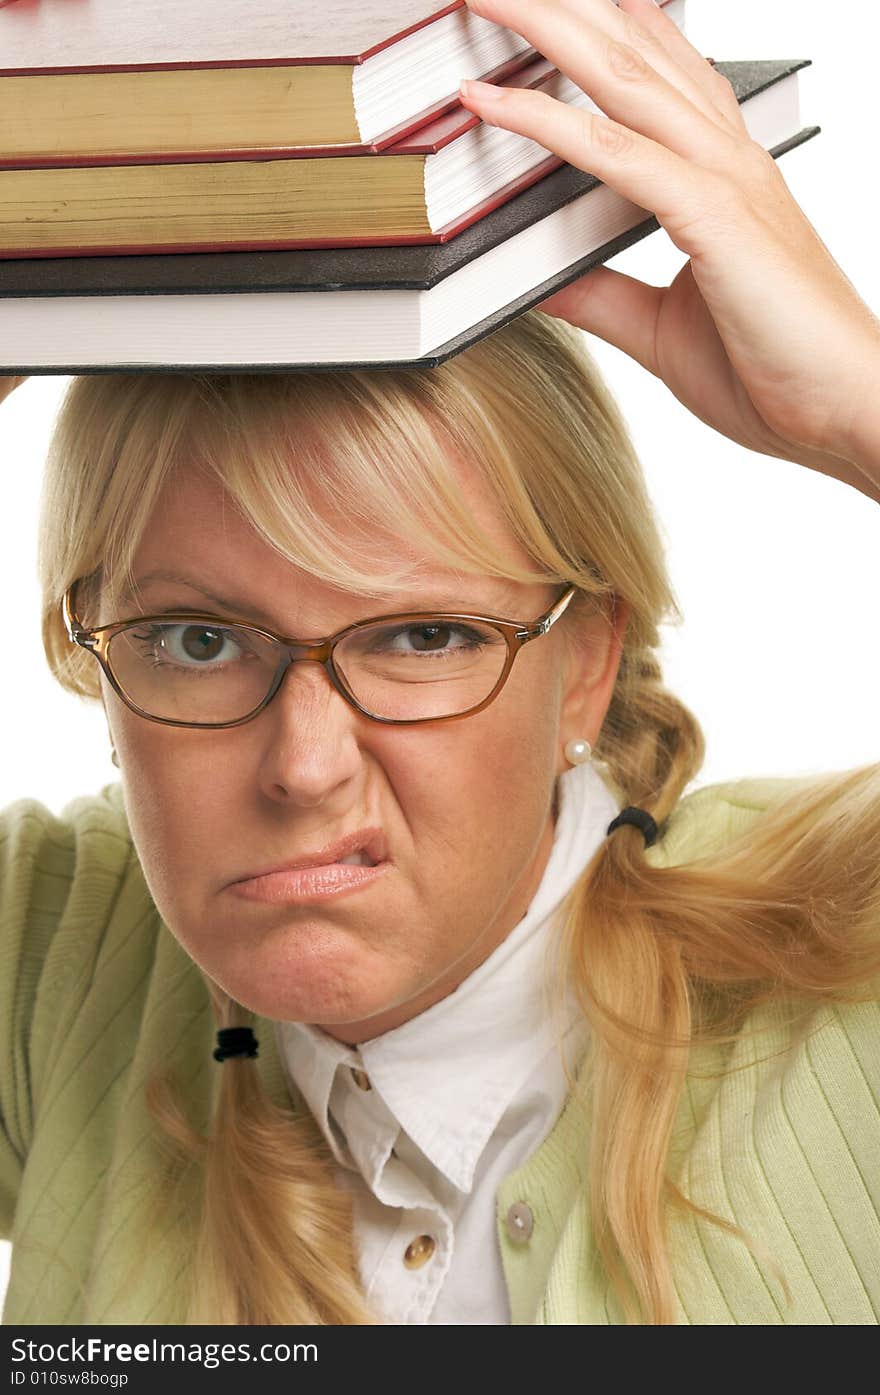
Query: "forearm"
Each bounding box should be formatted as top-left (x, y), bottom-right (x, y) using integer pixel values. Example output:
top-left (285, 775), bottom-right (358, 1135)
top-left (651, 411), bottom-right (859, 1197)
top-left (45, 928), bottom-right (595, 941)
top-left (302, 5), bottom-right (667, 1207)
top-left (840, 386), bottom-right (880, 504)
top-left (827, 329), bottom-right (880, 503)
top-left (785, 440), bottom-right (880, 507)
top-left (760, 336), bottom-right (880, 506)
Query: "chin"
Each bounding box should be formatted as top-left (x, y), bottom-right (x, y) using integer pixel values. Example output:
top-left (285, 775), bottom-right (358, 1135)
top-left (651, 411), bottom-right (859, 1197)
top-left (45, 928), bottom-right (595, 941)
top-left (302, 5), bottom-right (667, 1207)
top-left (209, 960), bottom-right (406, 1032)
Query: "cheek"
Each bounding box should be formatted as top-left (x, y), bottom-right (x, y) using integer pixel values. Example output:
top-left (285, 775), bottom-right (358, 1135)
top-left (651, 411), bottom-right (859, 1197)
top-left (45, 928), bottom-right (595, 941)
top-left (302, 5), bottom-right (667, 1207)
top-left (110, 713), bottom-right (232, 923)
top-left (109, 665), bottom-right (564, 976)
top-left (389, 671), bottom-right (562, 856)
top-left (102, 671), bottom-right (566, 1024)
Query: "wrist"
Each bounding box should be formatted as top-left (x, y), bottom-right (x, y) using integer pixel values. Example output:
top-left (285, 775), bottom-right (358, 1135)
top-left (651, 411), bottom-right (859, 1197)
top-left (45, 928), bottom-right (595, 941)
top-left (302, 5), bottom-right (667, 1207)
top-left (828, 331), bottom-right (880, 482)
top-left (842, 394), bottom-right (880, 495)
top-left (793, 335), bottom-right (880, 503)
top-left (755, 413), bottom-right (880, 506)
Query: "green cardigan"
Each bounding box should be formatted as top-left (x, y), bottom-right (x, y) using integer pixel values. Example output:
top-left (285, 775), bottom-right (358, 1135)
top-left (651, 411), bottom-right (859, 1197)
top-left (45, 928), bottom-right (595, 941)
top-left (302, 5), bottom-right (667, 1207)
top-left (1, 775), bottom-right (878, 1325)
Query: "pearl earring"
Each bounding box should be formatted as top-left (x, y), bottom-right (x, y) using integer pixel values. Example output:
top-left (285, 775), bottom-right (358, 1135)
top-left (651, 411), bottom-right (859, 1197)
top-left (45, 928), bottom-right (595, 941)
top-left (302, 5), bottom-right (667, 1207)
top-left (564, 738), bottom-right (592, 766)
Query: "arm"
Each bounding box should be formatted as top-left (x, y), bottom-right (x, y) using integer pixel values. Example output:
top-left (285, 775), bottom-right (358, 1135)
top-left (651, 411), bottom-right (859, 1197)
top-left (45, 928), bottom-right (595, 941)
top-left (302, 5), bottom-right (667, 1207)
top-left (756, 389), bottom-right (880, 507)
top-left (459, 0), bottom-right (880, 506)
top-left (838, 371), bottom-right (880, 500)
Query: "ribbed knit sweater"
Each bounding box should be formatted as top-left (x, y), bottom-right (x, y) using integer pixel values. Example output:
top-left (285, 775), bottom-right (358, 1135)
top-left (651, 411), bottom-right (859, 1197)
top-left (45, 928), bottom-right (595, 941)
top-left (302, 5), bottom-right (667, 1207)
top-left (1, 775), bottom-right (878, 1324)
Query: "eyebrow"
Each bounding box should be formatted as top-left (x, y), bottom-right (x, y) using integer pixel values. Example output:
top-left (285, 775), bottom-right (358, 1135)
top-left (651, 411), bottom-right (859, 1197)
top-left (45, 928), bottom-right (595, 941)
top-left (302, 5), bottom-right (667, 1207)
top-left (118, 570), bottom-right (272, 623)
top-left (116, 569), bottom-right (528, 628)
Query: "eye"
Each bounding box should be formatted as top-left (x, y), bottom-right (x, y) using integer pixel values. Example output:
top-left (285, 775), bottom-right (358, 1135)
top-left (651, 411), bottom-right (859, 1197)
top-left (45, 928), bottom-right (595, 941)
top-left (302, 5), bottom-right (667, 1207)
top-left (365, 621), bottom-right (494, 656)
top-left (337, 619), bottom-right (507, 680)
top-left (128, 622), bottom-right (253, 669)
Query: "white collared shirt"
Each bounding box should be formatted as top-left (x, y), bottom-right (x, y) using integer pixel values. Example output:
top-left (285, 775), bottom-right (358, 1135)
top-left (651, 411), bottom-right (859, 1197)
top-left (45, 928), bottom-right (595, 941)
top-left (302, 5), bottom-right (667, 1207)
top-left (275, 759), bottom-right (621, 1324)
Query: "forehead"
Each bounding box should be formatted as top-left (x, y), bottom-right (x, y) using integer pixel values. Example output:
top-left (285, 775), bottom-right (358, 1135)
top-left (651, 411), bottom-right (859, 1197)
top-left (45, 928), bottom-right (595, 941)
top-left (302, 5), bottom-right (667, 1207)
top-left (122, 455), bottom-right (539, 621)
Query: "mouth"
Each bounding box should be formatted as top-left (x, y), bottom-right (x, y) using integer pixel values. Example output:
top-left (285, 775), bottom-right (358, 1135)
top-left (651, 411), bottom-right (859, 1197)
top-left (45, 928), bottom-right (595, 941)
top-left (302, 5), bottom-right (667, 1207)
top-left (230, 827), bottom-right (387, 885)
top-left (227, 829), bottom-right (390, 905)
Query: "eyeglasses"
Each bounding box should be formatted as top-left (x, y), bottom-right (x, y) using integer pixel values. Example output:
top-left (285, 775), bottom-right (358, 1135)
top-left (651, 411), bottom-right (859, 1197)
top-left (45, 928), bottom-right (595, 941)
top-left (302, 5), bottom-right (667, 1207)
top-left (62, 581), bottom-right (579, 729)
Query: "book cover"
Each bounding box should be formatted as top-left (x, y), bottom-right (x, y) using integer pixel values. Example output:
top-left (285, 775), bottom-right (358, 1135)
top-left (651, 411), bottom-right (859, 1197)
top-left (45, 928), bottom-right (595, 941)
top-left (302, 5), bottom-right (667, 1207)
top-left (0, 58), bottom-right (584, 257)
top-left (0, 62), bottom-right (816, 374)
top-left (0, 1), bottom-right (534, 153)
top-left (0, 0), bottom-right (684, 157)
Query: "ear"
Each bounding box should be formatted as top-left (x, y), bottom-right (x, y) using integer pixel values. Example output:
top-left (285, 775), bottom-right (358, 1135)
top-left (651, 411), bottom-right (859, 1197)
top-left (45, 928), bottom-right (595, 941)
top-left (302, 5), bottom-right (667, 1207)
top-left (556, 594), bottom-right (631, 777)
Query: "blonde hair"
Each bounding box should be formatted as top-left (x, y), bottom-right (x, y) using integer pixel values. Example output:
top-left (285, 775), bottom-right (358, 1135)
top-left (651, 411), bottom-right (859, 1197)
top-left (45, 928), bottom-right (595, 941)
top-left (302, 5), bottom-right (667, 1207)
top-left (37, 312), bottom-right (880, 1324)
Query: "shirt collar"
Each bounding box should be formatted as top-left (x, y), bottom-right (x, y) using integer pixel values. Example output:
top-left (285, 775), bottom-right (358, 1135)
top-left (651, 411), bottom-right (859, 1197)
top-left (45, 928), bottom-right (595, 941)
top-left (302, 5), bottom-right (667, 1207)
top-left (276, 759), bottom-right (620, 1191)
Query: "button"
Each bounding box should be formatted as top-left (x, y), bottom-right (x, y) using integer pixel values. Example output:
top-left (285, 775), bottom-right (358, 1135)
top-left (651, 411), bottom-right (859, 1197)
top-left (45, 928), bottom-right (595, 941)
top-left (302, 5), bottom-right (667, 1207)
top-left (403, 1235), bottom-right (436, 1269)
top-left (505, 1201), bottom-right (534, 1243)
top-left (350, 1067), bottom-right (371, 1091)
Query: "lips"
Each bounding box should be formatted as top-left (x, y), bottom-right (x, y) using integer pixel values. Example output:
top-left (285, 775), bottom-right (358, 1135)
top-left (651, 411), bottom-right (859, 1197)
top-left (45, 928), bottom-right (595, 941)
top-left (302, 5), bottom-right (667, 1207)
top-left (230, 827), bottom-right (388, 885)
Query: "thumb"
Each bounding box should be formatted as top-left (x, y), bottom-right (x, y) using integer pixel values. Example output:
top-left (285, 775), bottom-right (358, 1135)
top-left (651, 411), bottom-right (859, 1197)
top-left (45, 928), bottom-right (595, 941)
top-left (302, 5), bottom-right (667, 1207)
top-left (538, 265), bottom-right (663, 376)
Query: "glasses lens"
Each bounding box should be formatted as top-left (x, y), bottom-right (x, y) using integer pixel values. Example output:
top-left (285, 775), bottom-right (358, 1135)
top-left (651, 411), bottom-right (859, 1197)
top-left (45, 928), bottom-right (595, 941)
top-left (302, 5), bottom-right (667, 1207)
top-left (107, 620), bottom-right (279, 724)
top-left (105, 615), bottom-right (512, 725)
top-left (334, 617), bottom-right (509, 721)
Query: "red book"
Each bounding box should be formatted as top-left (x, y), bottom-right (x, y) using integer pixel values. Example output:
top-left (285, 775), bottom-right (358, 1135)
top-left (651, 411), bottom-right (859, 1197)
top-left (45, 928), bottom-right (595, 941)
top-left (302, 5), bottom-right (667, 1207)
top-left (0, 57), bottom-right (599, 258)
top-left (0, 0), bottom-right (683, 159)
top-left (0, 3), bottom-right (688, 258)
top-left (0, 0), bottom-right (538, 155)
top-left (0, 60), bottom-right (815, 373)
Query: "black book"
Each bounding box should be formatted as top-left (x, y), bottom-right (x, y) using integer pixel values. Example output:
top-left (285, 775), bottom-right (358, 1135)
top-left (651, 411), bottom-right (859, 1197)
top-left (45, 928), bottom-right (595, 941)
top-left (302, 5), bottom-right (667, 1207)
top-left (0, 60), bottom-right (816, 374)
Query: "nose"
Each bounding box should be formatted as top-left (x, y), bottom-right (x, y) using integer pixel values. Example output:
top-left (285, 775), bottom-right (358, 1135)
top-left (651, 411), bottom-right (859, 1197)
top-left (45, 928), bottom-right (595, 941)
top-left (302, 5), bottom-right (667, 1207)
top-left (256, 658), bottom-right (365, 808)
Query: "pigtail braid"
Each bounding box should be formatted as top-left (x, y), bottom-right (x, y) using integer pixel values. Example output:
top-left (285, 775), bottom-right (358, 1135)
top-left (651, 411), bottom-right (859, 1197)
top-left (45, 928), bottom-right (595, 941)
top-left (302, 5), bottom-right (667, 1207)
top-left (560, 651), bottom-right (880, 1324)
top-left (146, 984), bottom-right (376, 1324)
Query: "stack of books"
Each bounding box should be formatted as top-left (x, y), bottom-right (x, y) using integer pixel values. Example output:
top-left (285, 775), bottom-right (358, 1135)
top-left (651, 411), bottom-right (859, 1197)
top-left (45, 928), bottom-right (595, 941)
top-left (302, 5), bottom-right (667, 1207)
top-left (0, 0), bottom-right (817, 372)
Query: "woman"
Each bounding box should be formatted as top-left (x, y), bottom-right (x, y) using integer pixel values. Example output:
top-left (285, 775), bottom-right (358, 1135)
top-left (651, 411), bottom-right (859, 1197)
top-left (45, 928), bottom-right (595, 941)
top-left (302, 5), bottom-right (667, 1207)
top-left (1, 0), bottom-right (879, 1325)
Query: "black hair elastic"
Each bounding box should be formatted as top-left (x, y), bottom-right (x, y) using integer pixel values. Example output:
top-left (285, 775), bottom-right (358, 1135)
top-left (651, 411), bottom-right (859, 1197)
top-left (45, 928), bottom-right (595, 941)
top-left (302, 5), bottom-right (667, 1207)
top-left (213, 1026), bottom-right (260, 1062)
top-left (606, 806), bottom-right (659, 848)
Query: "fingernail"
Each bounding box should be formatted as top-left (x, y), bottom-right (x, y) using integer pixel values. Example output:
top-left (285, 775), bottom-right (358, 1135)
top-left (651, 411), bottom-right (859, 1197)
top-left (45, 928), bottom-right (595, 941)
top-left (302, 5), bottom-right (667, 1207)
top-left (460, 77), bottom-right (505, 104)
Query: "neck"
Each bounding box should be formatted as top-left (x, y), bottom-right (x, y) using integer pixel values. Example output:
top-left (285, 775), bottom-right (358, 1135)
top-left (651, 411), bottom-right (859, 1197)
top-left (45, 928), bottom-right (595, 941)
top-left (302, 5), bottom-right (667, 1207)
top-left (320, 800), bottom-right (558, 1046)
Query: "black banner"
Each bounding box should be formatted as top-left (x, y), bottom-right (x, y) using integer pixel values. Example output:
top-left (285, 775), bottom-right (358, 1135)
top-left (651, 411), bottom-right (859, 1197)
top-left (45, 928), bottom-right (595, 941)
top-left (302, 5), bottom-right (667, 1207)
top-left (2, 1326), bottom-right (562, 1388)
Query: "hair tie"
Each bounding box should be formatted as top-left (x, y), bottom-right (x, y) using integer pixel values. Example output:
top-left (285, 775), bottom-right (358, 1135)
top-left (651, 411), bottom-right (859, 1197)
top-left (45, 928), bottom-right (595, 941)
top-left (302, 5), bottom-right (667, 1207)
top-left (606, 806), bottom-right (659, 848)
top-left (213, 1026), bottom-right (260, 1062)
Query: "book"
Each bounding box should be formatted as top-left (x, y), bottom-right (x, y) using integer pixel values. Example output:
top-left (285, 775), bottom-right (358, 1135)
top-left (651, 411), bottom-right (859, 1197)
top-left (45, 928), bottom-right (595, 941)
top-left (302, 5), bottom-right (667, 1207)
top-left (0, 0), bottom-right (683, 159)
top-left (0, 62), bottom-right (817, 375)
top-left (0, 4), bottom-right (688, 258)
top-left (0, 58), bottom-right (623, 257)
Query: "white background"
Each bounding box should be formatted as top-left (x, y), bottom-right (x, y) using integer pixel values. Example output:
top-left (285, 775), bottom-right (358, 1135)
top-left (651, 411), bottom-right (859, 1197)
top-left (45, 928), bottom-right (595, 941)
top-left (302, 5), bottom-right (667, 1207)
top-left (2, 0), bottom-right (878, 1308)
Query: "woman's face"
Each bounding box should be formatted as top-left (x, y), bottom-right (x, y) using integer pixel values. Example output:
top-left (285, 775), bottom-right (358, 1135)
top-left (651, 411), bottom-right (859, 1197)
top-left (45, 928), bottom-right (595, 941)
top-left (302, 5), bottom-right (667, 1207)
top-left (99, 454), bottom-right (628, 1043)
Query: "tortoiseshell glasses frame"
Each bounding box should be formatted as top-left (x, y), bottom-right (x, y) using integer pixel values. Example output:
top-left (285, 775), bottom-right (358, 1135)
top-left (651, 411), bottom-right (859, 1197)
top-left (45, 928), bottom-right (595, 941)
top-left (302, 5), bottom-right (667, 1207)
top-left (62, 580), bottom-right (579, 730)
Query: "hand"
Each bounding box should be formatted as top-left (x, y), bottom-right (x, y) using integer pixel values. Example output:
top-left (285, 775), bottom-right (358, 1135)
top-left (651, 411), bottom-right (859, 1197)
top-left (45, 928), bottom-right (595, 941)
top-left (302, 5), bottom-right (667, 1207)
top-left (0, 377), bottom-right (27, 405)
top-left (459, 0), bottom-right (880, 493)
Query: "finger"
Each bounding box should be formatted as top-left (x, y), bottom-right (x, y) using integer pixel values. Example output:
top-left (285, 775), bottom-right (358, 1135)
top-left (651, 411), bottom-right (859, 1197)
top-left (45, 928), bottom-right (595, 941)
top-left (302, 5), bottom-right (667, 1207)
top-left (466, 0), bottom-right (732, 135)
top-left (463, 0), bottom-right (742, 168)
top-left (617, 0), bottom-right (746, 129)
top-left (538, 265), bottom-right (664, 375)
top-left (579, 0), bottom-right (744, 133)
top-left (457, 81), bottom-right (737, 247)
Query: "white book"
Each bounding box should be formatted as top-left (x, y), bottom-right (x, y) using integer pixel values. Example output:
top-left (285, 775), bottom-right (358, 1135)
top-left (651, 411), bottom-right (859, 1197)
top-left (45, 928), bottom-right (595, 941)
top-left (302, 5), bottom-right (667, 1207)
top-left (0, 61), bottom-right (814, 373)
